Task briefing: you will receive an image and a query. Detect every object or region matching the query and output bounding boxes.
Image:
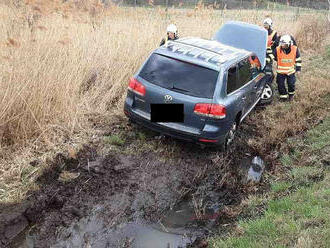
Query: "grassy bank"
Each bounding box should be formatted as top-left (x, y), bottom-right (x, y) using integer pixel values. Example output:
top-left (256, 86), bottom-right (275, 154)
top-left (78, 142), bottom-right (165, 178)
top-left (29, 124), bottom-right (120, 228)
top-left (210, 115), bottom-right (330, 247)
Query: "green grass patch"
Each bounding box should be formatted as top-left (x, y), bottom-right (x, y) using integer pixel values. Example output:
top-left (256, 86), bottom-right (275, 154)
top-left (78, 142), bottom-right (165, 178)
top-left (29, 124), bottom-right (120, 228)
top-left (290, 166), bottom-right (324, 186)
top-left (271, 181), bottom-right (292, 193)
top-left (280, 154), bottom-right (294, 167)
top-left (306, 118), bottom-right (330, 152)
top-left (210, 116), bottom-right (330, 248)
top-left (211, 174), bottom-right (330, 247)
top-left (103, 134), bottom-right (125, 146)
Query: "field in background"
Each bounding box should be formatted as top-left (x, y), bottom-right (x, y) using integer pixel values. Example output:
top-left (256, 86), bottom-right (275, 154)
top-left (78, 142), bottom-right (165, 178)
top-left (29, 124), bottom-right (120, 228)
top-left (0, 0), bottom-right (329, 203)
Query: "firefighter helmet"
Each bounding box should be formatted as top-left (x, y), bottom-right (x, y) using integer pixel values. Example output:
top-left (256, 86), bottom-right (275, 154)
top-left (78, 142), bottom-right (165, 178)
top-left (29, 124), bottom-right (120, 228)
top-left (167, 24), bottom-right (177, 35)
top-left (263, 18), bottom-right (273, 27)
top-left (279, 35), bottom-right (292, 46)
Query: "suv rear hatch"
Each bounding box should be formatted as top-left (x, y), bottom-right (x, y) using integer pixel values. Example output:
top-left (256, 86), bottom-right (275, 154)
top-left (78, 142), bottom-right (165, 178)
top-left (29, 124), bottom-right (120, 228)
top-left (132, 53), bottom-right (219, 134)
top-left (212, 21), bottom-right (268, 69)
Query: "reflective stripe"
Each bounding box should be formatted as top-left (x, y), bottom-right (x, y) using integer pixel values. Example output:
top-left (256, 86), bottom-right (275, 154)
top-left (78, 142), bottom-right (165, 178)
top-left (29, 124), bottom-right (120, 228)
top-left (280, 94), bottom-right (288, 98)
top-left (296, 63), bottom-right (302, 66)
top-left (288, 92), bottom-right (295, 95)
top-left (277, 69), bottom-right (296, 74)
top-left (277, 66), bottom-right (295, 72)
top-left (277, 68), bottom-right (294, 71)
top-left (278, 65), bottom-right (294, 69)
top-left (296, 58), bottom-right (302, 62)
top-left (277, 69), bottom-right (295, 73)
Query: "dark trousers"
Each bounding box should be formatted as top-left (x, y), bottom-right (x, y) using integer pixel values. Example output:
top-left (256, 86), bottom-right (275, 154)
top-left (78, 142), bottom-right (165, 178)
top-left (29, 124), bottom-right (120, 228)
top-left (276, 73), bottom-right (296, 98)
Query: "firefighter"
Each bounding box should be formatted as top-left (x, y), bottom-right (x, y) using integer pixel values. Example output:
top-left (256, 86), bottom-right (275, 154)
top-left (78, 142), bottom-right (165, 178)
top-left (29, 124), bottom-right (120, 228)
top-left (274, 35), bottom-right (302, 101)
top-left (263, 18), bottom-right (277, 81)
top-left (160, 24), bottom-right (179, 46)
top-left (249, 55), bottom-right (261, 78)
top-left (263, 18), bottom-right (278, 64)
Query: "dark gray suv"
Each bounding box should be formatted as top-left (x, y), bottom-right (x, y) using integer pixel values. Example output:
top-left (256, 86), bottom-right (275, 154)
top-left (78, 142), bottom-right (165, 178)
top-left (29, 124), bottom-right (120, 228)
top-left (124, 21), bottom-right (273, 149)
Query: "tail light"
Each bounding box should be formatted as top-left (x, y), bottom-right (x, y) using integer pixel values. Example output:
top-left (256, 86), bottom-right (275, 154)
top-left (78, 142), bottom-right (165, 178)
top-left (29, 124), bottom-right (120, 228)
top-left (194, 103), bottom-right (226, 119)
top-left (128, 77), bottom-right (146, 96)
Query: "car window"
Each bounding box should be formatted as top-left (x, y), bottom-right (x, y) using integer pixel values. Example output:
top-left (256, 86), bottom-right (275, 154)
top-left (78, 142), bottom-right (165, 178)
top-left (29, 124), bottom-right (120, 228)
top-left (226, 65), bottom-right (238, 95)
top-left (139, 53), bottom-right (219, 99)
top-left (238, 58), bottom-right (253, 86)
top-left (248, 55), bottom-right (261, 79)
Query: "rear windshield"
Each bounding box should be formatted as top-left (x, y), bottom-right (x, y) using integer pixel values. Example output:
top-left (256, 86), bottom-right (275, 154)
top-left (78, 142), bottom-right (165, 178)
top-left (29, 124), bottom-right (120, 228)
top-left (139, 53), bottom-right (219, 99)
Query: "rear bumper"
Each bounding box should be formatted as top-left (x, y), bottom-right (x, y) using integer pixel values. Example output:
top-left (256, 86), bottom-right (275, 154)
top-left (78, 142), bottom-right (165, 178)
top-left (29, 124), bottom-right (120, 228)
top-left (124, 106), bottom-right (226, 146)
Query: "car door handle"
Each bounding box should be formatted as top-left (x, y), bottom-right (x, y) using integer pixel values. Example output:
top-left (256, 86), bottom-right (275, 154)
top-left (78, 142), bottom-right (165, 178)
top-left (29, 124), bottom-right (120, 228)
top-left (254, 85), bottom-right (258, 89)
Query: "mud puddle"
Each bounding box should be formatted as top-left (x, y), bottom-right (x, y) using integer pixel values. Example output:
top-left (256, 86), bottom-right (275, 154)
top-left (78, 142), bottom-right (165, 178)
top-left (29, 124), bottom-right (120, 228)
top-left (17, 202), bottom-right (209, 248)
top-left (51, 218), bottom-right (199, 248)
top-left (3, 126), bottom-right (267, 248)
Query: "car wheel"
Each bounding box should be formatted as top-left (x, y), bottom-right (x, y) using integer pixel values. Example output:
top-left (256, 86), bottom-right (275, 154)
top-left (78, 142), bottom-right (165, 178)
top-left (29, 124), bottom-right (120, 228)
top-left (220, 121), bottom-right (237, 151)
top-left (258, 82), bottom-right (274, 105)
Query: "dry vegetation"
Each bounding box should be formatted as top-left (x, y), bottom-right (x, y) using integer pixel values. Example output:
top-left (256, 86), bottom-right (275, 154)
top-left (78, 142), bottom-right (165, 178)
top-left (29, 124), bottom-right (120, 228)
top-left (0, 0), bottom-right (329, 203)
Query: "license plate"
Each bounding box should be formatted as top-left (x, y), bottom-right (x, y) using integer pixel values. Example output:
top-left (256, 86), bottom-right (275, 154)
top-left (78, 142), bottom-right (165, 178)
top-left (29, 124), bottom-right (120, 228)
top-left (150, 104), bottom-right (184, 123)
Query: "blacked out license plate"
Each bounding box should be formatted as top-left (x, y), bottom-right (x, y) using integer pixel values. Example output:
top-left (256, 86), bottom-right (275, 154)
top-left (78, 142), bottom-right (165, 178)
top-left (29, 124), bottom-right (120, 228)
top-left (150, 104), bottom-right (184, 123)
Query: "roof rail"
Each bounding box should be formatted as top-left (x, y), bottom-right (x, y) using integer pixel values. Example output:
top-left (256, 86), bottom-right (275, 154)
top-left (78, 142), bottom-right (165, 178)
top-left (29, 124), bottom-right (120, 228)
top-left (170, 38), bottom-right (225, 57)
top-left (164, 37), bottom-right (249, 66)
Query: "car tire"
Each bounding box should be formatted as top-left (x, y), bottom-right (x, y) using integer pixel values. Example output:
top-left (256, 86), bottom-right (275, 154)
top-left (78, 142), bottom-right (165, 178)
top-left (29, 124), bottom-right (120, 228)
top-left (220, 120), bottom-right (238, 151)
top-left (258, 82), bottom-right (274, 105)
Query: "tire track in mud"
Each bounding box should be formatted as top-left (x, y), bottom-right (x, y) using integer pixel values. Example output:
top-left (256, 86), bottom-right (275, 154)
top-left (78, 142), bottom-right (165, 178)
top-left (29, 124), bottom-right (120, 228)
top-left (1, 109), bottom-right (270, 248)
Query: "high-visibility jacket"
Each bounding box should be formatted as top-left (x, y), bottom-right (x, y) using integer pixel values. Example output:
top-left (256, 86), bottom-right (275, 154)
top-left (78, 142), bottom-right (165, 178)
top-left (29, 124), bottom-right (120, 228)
top-left (267, 30), bottom-right (276, 48)
top-left (276, 45), bottom-right (297, 75)
top-left (249, 56), bottom-right (261, 69)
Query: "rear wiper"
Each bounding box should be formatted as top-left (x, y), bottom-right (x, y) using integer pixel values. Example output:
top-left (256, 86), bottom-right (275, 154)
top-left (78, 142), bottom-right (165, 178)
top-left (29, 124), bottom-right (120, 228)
top-left (171, 85), bottom-right (189, 93)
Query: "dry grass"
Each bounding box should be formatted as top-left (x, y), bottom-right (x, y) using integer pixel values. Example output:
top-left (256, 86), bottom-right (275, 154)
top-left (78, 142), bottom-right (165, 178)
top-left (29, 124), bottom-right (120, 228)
top-left (0, 0), bottom-right (329, 203)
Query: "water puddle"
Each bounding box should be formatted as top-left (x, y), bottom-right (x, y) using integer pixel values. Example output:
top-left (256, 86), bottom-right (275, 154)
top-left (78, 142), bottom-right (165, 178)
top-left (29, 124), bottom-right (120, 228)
top-left (15, 156), bottom-right (265, 248)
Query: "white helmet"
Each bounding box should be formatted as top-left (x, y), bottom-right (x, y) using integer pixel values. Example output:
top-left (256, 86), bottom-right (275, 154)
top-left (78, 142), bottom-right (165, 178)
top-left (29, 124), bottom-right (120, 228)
top-left (280, 35), bottom-right (292, 46)
top-left (263, 18), bottom-right (273, 27)
top-left (167, 24), bottom-right (177, 34)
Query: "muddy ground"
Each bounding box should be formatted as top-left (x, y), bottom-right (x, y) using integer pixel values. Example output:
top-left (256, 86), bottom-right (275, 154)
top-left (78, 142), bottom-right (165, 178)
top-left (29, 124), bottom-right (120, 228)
top-left (0, 108), bottom-right (275, 248)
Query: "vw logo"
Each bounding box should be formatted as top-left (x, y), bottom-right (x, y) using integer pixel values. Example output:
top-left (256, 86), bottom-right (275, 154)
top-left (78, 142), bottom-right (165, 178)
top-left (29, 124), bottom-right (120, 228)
top-left (164, 94), bottom-right (173, 103)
